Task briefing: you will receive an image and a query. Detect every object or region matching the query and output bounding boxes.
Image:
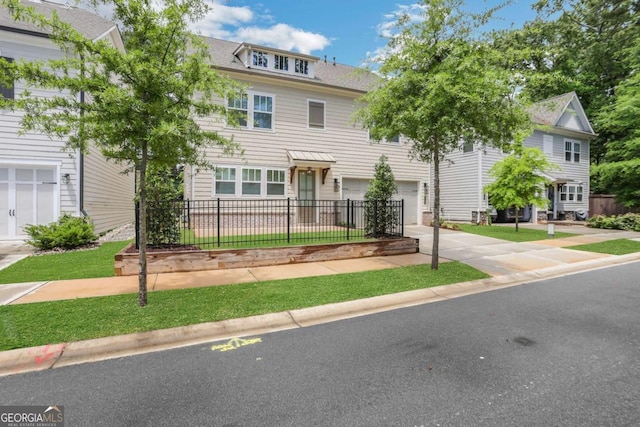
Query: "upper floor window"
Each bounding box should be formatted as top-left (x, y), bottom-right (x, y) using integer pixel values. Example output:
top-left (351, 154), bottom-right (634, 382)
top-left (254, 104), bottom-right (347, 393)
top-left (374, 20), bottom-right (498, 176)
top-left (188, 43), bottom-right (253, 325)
top-left (462, 141), bottom-right (474, 153)
top-left (252, 50), bottom-right (268, 68)
top-left (368, 130), bottom-right (400, 145)
top-left (308, 100), bottom-right (325, 129)
top-left (227, 93), bottom-right (248, 127)
top-left (565, 140), bottom-right (581, 163)
top-left (1, 57), bottom-right (14, 100)
top-left (227, 91), bottom-right (274, 130)
top-left (274, 55), bottom-right (289, 71)
top-left (295, 58), bottom-right (309, 75)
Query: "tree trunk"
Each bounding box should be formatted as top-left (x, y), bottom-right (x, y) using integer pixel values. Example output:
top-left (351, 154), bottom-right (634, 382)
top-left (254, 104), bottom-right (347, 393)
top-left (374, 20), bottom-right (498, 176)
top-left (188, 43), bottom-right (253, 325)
top-left (515, 206), bottom-right (519, 232)
top-left (432, 141), bottom-right (440, 270)
top-left (138, 141), bottom-right (148, 307)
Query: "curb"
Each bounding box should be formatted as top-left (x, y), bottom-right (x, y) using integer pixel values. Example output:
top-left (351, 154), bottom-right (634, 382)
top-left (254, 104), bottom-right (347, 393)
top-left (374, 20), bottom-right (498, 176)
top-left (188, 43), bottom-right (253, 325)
top-left (1, 252), bottom-right (639, 377)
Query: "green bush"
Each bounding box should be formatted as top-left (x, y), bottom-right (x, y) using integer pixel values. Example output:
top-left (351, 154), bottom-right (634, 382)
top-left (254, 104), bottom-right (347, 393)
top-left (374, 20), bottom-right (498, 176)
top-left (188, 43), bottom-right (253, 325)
top-left (142, 165), bottom-right (183, 247)
top-left (24, 214), bottom-right (98, 250)
top-left (364, 155), bottom-right (399, 237)
top-left (587, 213), bottom-right (640, 231)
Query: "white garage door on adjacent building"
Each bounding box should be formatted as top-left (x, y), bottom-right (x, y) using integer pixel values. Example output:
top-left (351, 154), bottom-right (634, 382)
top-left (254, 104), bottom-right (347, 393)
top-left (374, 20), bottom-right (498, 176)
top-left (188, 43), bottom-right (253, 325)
top-left (341, 178), bottom-right (419, 225)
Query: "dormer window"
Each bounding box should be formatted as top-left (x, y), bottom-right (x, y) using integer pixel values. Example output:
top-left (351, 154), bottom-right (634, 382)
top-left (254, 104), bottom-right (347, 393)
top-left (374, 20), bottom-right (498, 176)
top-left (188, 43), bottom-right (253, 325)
top-left (274, 55), bottom-right (289, 71)
top-left (295, 58), bottom-right (309, 75)
top-left (252, 50), bottom-right (268, 68)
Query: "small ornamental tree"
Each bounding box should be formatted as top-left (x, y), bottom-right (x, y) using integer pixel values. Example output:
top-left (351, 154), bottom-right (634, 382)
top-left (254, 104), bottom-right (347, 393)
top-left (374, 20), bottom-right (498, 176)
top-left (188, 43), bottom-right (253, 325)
top-left (364, 155), bottom-right (398, 237)
top-left (0, 0), bottom-right (243, 306)
top-left (484, 147), bottom-right (559, 231)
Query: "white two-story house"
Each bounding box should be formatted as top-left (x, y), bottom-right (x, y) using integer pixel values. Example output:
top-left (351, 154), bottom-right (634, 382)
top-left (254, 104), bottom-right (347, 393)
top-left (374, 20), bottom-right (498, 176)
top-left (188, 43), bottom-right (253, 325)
top-left (0, 0), bottom-right (134, 240)
top-left (186, 38), bottom-right (431, 226)
top-left (435, 92), bottom-right (596, 223)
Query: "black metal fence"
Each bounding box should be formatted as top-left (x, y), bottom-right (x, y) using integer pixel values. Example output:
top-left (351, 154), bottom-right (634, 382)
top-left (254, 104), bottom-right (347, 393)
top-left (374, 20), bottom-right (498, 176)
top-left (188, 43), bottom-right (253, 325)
top-left (135, 198), bottom-right (404, 250)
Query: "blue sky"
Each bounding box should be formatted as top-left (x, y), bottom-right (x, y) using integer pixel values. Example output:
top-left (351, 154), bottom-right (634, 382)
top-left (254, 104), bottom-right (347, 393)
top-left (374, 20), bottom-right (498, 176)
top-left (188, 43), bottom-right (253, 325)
top-left (189, 0), bottom-right (540, 67)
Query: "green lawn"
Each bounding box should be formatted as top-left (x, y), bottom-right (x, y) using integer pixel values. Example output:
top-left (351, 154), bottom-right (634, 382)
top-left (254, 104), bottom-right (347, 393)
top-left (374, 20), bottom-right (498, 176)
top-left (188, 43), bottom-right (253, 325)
top-left (0, 241), bottom-right (130, 284)
top-left (567, 238), bottom-right (640, 255)
top-left (0, 262), bottom-right (488, 350)
top-left (456, 224), bottom-right (576, 242)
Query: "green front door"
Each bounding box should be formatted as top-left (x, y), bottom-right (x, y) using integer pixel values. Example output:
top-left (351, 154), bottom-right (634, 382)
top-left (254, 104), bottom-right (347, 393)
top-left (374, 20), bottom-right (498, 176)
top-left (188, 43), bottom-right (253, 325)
top-left (298, 170), bottom-right (315, 223)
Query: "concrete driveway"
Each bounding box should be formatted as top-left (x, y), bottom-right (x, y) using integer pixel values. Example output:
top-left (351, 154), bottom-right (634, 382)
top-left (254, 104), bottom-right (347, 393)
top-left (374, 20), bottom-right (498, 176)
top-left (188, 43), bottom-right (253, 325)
top-left (405, 224), bottom-right (640, 276)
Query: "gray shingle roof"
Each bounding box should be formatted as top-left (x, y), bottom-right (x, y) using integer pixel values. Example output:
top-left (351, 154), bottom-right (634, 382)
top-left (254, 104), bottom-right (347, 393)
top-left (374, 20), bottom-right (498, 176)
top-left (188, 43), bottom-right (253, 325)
top-left (528, 92), bottom-right (576, 126)
top-left (0, 0), bottom-right (115, 40)
top-left (201, 36), bottom-right (380, 93)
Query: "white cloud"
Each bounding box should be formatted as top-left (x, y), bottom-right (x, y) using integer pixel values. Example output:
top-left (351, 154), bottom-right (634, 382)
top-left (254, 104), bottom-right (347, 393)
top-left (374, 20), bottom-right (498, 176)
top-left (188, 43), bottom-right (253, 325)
top-left (376, 3), bottom-right (428, 38)
top-left (187, 1), bottom-right (330, 54)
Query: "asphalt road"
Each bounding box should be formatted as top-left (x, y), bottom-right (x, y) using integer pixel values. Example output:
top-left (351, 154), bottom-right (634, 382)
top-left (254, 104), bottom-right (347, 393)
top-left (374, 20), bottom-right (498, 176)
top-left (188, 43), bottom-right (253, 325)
top-left (1, 262), bottom-right (639, 426)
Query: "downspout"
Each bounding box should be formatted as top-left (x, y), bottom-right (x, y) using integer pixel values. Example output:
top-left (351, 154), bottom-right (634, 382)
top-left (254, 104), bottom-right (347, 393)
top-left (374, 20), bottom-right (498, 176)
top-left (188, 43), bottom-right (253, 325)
top-left (79, 56), bottom-right (88, 217)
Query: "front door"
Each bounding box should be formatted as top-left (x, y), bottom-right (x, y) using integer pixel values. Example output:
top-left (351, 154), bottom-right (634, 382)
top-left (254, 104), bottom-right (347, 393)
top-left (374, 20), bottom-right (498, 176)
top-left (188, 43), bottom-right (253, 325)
top-left (547, 185), bottom-right (555, 220)
top-left (298, 170), bottom-right (316, 224)
top-left (0, 167), bottom-right (57, 238)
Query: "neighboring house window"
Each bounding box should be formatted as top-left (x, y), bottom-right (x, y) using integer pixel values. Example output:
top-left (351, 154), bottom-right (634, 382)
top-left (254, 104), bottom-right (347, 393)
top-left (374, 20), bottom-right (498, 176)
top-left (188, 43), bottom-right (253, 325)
top-left (308, 100), bottom-right (325, 129)
top-left (227, 92), bottom-right (248, 127)
top-left (543, 134), bottom-right (554, 155)
top-left (242, 168), bottom-right (261, 195)
top-left (267, 169), bottom-right (286, 196)
top-left (1, 57), bottom-right (14, 100)
top-left (462, 141), bottom-right (474, 153)
top-left (252, 50), bottom-right (268, 68)
top-left (565, 140), bottom-right (581, 162)
top-left (274, 55), bottom-right (288, 71)
top-left (295, 58), bottom-right (308, 75)
top-left (215, 167), bottom-right (236, 195)
top-left (214, 166), bottom-right (287, 197)
top-left (253, 94), bottom-right (273, 129)
top-left (559, 185), bottom-right (583, 202)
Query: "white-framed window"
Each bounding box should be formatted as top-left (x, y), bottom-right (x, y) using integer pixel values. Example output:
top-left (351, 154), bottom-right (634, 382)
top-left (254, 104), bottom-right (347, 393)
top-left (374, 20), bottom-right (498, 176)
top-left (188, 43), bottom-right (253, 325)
top-left (543, 134), bottom-right (554, 155)
top-left (227, 91), bottom-right (274, 130)
top-left (267, 169), bottom-right (286, 196)
top-left (227, 92), bottom-right (248, 127)
top-left (1, 57), bottom-right (14, 100)
top-left (215, 167), bottom-right (236, 195)
top-left (462, 141), bottom-right (474, 153)
top-left (242, 168), bottom-right (261, 195)
top-left (308, 100), bottom-right (325, 129)
top-left (565, 140), bottom-right (581, 163)
top-left (274, 54), bottom-right (289, 71)
top-left (295, 58), bottom-right (309, 75)
top-left (214, 165), bottom-right (287, 198)
top-left (368, 130), bottom-right (400, 145)
top-left (252, 50), bottom-right (268, 68)
top-left (559, 184), bottom-right (583, 202)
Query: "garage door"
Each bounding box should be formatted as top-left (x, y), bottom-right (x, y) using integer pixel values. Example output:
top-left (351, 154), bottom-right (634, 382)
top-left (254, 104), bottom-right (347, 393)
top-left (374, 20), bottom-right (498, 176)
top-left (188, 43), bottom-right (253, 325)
top-left (341, 178), bottom-right (418, 225)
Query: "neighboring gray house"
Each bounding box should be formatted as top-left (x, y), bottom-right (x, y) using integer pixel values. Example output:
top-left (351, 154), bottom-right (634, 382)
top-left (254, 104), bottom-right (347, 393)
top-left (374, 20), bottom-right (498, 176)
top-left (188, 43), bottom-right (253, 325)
top-left (187, 38), bottom-right (431, 225)
top-left (435, 92), bottom-right (596, 223)
top-left (0, 0), bottom-right (134, 240)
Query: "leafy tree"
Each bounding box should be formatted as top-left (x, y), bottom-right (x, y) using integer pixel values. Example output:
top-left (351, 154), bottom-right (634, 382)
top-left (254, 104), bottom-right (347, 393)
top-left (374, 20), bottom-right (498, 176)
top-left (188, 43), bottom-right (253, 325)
top-left (0, 0), bottom-right (242, 306)
top-left (354, 0), bottom-right (531, 269)
top-left (592, 38), bottom-right (640, 208)
top-left (497, 0), bottom-right (640, 165)
top-left (484, 147), bottom-right (558, 231)
top-left (364, 155), bottom-right (398, 237)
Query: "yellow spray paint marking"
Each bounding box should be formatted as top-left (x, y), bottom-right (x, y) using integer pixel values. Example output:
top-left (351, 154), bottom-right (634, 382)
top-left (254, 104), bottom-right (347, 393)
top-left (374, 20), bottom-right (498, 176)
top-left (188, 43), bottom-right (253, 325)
top-left (211, 337), bottom-right (262, 352)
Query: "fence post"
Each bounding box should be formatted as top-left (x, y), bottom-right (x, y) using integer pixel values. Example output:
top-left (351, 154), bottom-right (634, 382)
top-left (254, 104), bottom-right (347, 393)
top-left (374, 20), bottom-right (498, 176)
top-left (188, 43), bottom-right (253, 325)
top-left (401, 199), bottom-right (405, 237)
top-left (287, 198), bottom-right (291, 244)
top-left (186, 199), bottom-right (191, 230)
top-left (216, 198), bottom-right (220, 248)
top-left (346, 199), bottom-right (351, 241)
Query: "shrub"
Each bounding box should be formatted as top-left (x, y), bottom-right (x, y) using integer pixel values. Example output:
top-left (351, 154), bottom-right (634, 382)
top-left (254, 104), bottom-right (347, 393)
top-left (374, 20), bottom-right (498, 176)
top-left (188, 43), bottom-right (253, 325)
top-left (24, 214), bottom-right (98, 250)
top-left (587, 213), bottom-right (640, 231)
top-left (364, 155), bottom-right (399, 237)
top-left (143, 166), bottom-right (183, 247)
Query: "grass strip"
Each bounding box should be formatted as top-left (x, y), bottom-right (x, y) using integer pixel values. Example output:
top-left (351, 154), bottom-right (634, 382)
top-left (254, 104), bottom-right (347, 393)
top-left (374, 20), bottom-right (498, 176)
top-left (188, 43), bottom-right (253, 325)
top-left (567, 238), bottom-right (640, 255)
top-left (0, 242), bottom-right (131, 285)
top-left (0, 262), bottom-right (488, 351)
top-left (456, 224), bottom-right (575, 242)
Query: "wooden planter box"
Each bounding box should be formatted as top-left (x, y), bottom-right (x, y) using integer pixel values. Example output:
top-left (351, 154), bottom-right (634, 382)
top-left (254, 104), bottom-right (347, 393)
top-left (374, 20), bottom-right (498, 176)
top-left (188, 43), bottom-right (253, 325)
top-left (114, 238), bottom-right (419, 276)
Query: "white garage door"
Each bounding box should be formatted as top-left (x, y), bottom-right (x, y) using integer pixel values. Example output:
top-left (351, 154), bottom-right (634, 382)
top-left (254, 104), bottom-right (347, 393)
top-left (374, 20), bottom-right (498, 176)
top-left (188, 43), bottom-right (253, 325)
top-left (342, 178), bottom-right (418, 225)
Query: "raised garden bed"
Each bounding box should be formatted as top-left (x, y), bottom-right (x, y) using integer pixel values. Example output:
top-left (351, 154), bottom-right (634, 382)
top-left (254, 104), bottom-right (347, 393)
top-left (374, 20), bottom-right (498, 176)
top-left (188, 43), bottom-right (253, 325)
top-left (114, 237), bottom-right (419, 276)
